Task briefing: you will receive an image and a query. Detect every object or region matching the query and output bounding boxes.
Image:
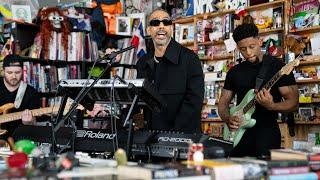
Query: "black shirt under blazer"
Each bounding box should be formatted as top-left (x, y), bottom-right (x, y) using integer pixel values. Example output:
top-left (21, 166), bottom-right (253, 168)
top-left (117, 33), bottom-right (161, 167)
top-left (136, 39), bottom-right (204, 133)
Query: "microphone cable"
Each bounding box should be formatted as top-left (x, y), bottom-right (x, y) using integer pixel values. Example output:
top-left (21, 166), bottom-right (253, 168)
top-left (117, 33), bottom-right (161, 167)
top-left (110, 76), bottom-right (119, 152)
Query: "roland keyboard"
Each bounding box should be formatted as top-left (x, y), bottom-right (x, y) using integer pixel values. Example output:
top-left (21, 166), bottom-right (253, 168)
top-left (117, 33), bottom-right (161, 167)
top-left (58, 78), bottom-right (165, 112)
top-left (13, 126), bottom-right (233, 159)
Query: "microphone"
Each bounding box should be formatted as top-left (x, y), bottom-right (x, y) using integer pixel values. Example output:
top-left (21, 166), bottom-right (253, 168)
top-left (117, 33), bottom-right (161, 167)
top-left (113, 74), bottom-right (128, 85)
top-left (100, 37), bottom-right (139, 63)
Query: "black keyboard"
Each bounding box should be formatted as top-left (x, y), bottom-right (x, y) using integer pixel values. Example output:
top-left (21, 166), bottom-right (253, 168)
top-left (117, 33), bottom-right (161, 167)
top-left (13, 126), bottom-right (232, 159)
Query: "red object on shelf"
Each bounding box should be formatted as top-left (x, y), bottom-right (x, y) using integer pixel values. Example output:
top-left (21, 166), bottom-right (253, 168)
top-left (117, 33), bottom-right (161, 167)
top-left (7, 152), bottom-right (28, 169)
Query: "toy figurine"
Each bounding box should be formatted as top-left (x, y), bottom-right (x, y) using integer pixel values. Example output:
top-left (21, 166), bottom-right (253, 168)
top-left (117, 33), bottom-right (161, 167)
top-left (38, 7), bottom-right (70, 59)
top-left (285, 35), bottom-right (310, 56)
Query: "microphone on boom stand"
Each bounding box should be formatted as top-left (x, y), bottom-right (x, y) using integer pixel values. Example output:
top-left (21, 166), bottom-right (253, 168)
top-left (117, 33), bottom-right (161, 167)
top-left (99, 36), bottom-right (140, 63)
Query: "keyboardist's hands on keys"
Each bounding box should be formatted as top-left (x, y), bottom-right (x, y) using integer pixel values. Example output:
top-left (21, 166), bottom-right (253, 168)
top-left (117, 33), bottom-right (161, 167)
top-left (105, 48), bottom-right (121, 63)
top-left (87, 104), bottom-right (108, 117)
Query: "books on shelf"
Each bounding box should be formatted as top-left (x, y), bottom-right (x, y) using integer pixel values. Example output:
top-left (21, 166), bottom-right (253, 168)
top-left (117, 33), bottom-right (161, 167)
top-left (228, 158), bottom-right (267, 179)
top-left (269, 172), bottom-right (318, 180)
top-left (112, 66), bottom-right (137, 80)
top-left (29, 31), bottom-right (96, 62)
top-left (290, 0), bottom-right (319, 30)
top-left (119, 38), bottom-right (135, 65)
top-left (270, 149), bottom-right (320, 161)
top-left (183, 160), bottom-right (247, 180)
top-left (268, 160), bottom-right (309, 168)
top-left (117, 164), bottom-right (179, 180)
top-left (270, 166), bottom-right (309, 175)
top-left (23, 61), bottom-right (81, 93)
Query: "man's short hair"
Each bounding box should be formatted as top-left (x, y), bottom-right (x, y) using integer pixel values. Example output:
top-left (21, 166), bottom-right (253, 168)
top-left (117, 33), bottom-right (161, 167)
top-left (232, 23), bottom-right (259, 43)
top-left (147, 8), bottom-right (170, 23)
top-left (3, 54), bottom-right (23, 68)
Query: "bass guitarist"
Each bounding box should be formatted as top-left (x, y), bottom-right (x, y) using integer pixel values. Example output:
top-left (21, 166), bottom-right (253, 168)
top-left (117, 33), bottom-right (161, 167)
top-left (218, 20), bottom-right (299, 158)
top-left (0, 54), bottom-right (41, 137)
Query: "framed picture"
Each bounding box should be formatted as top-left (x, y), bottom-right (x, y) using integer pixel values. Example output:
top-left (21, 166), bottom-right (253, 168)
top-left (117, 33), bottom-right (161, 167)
top-left (298, 88), bottom-right (305, 96)
top-left (11, 5), bottom-right (32, 23)
top-left (128, 13), bottom-right (145, 34)
top-left (299, 107), bottom-right (314, 120)
top-left (179, 24), bottom-right (189, 43)
top-left (116, 17), bottom-right (132, 36)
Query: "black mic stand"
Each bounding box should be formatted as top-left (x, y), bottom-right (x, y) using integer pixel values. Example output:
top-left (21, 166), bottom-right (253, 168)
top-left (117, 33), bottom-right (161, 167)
top-left (122, 82), bottom-right (140, 159)
top-left (110, 74), bottom-right (140, 159)
top-left (51, 51), bottom-right (123, 155)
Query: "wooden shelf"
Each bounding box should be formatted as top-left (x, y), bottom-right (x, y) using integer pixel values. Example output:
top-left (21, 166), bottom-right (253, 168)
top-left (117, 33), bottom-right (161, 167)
top-left (298, 56), bottom-right (320, 66)
top-left (289, 26), bottom-right (320, 34)
top-left (20, 56), bottom-right (84, 65)
top-left (180, 41), bottom-right (194, 46)
top-left (201, 9), bottom-right (235, 19)
top-left (295, 121), bottom-right (320, 125)
top-left (173, 16), bottom-right (194, 24)
top-left (259, 27), bottom-right (284, 35)
top-left (200, 55), bottom-right (234, 61)
top-left (299, 60), bottom-right (320, 66)
top-left (174, 10), bottom-right (235, 24)
top-left (5, 19), bottom-right (39, 27)
top-left (198, 40), bottom-right (224, 46)
top-left (296, 79), bottom-right (320, 84)
top-left (201, 118), bottom-right (223, 122)
top-left (245, 0), bottom-right (285, 11)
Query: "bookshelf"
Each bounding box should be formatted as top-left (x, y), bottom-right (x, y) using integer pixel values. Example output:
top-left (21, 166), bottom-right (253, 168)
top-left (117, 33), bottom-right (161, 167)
top-left (173, 0), bottom-right (289, 140)
top-left (258, 27), bottom-right (285, 35)
top-left (296, 79), bottom-right (320, 84)
top-left (173, 16), bottom-right (195, 24)
top-left (199, 55), bottom-right (234, 61)
top-left (295, 121), bottom-right (320, 125)
top-left (2, 15), bottom-right (106, 107)
top-left (290, 52), bottom-right (320, 147)
top-left (300, 60), bottom-right (320, 66)
top-left (173, 7), bottom-right (239, 137)
top-left (201, 9), bottom-right (235, 20)
top-left (289, 25), bottom-right (320, 34)
top-left (245, 0), bottom-right (285, 11)
top-left (198, 40), bottom-right (224, 46)
top-left (180, 41), bottom-right (194, 47)
top-left (201, 118), bottom-right (223, 123)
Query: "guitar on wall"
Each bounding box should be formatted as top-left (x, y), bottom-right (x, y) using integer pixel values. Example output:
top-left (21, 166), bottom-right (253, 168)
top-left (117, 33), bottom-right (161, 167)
top-left (0, 103), bottom-right (68, 135)
top-left (223, 57), bottom-right (301, 147)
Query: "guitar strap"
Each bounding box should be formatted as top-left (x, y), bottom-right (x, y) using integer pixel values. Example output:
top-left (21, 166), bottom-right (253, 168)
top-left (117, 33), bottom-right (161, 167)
top-left (255, 55), bottom-right (273, 91)
top-left (14, 81), bottom-right (27, 109)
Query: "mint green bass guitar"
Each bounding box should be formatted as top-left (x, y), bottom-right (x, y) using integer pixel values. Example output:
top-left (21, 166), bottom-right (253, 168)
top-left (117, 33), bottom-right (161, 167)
top-left (223, 58), bottom-right (300, 147)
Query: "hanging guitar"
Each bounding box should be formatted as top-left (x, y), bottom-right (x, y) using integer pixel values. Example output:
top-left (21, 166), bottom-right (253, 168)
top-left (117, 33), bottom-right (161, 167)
top-left (223, 57), bottom-right (301, 147)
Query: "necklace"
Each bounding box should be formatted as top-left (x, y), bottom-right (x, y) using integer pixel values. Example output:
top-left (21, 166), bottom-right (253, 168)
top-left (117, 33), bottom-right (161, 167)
top-left (154, 56), bottom-right (159, 63)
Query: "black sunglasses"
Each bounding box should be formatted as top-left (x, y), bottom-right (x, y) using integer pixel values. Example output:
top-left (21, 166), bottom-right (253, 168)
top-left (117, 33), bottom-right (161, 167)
top-left (149, 19), bottom-right (172, 26)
